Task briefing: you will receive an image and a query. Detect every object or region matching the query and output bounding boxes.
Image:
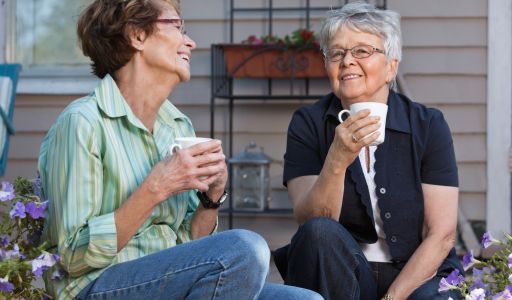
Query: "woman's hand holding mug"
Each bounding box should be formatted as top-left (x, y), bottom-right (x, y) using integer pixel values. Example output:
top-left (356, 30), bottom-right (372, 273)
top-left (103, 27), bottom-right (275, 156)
top-left (142, 137), bottom-right (226, 204)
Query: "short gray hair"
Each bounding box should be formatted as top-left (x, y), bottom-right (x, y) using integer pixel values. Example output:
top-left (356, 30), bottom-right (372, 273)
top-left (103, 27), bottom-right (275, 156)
top-left (319, 2), bottom-right (402, 85)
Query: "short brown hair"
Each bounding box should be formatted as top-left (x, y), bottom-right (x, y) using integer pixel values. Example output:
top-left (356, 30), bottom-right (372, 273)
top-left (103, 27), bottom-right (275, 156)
top-left (77, 0), bottom-right (181, 78)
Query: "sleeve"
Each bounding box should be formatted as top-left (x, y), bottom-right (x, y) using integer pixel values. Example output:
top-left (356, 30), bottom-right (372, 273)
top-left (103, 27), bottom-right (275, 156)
top-left (42, 112), bottom-right (117, 277)
top-left (283, 108), bottom-right (324, 186)
top-left (420, 109), bottom-right (459, 187)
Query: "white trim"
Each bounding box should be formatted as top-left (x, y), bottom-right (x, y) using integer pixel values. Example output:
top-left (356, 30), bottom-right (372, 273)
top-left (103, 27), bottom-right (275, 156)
top-left (17, 77), bottom-right (99, 95)
top-left (0, 0), bottom-right (5, 63)
top-left (16, 67), bottom-right (99, 94)
top-left (487, 0), bottom-right (512, 238)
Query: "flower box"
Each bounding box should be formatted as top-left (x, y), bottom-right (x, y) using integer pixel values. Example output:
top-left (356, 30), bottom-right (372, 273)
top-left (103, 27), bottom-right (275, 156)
top-left (221, 44), bottom-right (327, 78)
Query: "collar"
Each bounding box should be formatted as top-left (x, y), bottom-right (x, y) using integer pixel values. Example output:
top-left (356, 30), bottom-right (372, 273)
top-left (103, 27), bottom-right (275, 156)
top-left (94, 74), bottom-right (188, 130)
top-left (325, 90), bottom-right (411, 134)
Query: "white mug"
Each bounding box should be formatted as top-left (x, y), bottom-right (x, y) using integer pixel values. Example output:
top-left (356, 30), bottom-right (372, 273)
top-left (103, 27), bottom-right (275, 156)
top-left (169, 137), bottom-right (212, 154)
top-left (337, 102), bottom-right (388, 146)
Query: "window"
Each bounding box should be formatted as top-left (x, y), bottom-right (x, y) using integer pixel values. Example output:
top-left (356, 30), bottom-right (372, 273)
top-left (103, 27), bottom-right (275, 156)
top-left (11, 0), bottom-right (91, 69)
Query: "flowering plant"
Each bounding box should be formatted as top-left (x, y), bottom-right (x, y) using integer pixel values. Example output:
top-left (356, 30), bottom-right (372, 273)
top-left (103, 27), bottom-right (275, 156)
top-left (439, 232), bottom-right (512, 299)
top-left (0, 177), bottom-right (60, 300)
top-left (242, 28), bottom-right (319, 48)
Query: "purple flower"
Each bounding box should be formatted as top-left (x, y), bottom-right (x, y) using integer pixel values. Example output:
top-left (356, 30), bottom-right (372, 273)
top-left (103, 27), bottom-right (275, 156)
top-left (438, 269), bottom-right (464, 292)
top-left (0, 275), bottom-right (14, 293)
top-left (25, 200), bottom-right (47, 219)
top-left (0, 181), bottom-right (15, 202)
top-left (2, 243), bottom-right (25, 260)
top-left (0, 235), bottom-right (10, 247)
top-left (470, 278), bottom-right (486, 291)
top-left (482, 232), bottom-right (500, 248)
top-left (463, 250), bottom-right (482, 271)
top-left (9, 201), bottom-right (26, 219)
top-left (469, 288), bottom-right (486, 300)
top-left (32, 251), bottom-right (59, 277)
top-left (50, 268), bottom-right (67, 280)
top-left (473, 267), bottom-right (484, 279)
top-left (492, 289), bottom-right (512, 300)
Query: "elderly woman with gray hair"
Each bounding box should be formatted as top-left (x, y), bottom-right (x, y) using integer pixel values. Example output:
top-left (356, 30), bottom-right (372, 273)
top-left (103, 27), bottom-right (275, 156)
top-left (274, 2), bottom-right (463, 300)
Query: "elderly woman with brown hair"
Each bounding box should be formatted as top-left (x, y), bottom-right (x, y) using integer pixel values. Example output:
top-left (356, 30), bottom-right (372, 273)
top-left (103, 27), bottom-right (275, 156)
top-left (38, 0), bottom-right (323, 299)
top-left (274, 2), bottom-right (463, 300)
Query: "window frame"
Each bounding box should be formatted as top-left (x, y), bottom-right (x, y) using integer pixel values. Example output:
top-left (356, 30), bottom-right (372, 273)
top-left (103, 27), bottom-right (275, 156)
top-left (2, 0), bottom-right (98, 95)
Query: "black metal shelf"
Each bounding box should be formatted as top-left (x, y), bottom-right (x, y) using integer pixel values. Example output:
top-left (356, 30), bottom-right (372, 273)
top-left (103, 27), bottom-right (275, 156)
top-left (219, 209), bottom-right (293, 218)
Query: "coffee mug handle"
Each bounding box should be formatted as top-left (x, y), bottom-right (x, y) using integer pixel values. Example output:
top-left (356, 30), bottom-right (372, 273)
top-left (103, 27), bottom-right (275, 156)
top-left (169, 143), bottom-right (182, 155)
top-left (338, 109), bottom-right (351, 123)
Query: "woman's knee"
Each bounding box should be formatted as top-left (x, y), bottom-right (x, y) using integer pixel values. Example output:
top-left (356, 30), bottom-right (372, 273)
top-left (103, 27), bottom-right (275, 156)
top-left (220, 229), bottom-right (270, 270)
top-left (293, 217), bottom-right (346, 246)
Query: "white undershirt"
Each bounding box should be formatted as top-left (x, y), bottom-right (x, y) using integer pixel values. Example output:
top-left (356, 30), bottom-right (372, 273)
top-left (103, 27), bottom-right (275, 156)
top-left (357, 146), bottom-right (392, 263)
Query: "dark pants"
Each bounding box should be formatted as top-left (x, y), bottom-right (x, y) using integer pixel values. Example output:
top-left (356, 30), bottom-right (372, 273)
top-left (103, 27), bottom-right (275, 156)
top-left (274, 217), bottom-right (461, 300)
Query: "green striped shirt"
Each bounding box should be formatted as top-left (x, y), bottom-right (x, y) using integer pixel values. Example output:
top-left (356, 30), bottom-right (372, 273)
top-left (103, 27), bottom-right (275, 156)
top-left (38, 75), bottom-right (200, 299)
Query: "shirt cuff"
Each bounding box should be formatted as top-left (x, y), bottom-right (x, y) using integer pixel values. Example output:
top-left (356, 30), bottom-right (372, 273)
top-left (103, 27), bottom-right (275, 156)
top-left (84, 212), bottom-right (118, 268)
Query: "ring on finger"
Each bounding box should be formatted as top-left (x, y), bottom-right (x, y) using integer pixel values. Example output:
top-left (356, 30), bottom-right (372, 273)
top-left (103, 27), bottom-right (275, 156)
top-left (352, 134), bottom-right (358, 143)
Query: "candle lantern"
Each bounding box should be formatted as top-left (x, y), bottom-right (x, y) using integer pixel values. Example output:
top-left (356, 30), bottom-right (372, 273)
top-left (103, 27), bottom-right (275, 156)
top-left (229, 142), bottom-right (272, 211)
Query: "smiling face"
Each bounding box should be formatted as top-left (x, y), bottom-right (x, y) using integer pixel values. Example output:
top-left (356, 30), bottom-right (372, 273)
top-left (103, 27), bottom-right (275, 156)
top-left (325, 27), bottom-right (397, 107)
top-left (136, 5), bottom-right (196, 83)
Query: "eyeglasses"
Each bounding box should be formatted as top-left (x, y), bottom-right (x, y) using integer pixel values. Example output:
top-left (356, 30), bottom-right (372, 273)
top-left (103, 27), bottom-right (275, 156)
top-left (323, 45), bottom-right (385, 62)
top-left (155, 18), bottom-right (186, 35)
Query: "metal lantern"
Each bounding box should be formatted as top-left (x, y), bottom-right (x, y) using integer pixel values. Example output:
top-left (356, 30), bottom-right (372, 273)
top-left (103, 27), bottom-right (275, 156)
top-left (229, 142), bottom-right (272, 211)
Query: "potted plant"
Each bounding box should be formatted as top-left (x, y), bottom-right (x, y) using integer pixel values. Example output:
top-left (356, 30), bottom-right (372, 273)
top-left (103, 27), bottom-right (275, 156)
top-left (0, 178), bottom-right (61, 299)
top-left (221, 28), bottom-right (327, 78)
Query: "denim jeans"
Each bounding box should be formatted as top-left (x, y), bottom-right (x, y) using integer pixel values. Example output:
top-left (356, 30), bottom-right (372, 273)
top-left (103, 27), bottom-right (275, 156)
top-left (274, 217), bottom-right (461, 300)
top-left (75, 229), bottom-right (322, 300)
top-left (370, 261), bottom-right (462, 299)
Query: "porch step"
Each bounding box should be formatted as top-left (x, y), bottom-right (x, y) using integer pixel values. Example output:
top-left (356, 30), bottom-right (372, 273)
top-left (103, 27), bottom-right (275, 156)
top-left (218, 211), bottom-right (297, 251)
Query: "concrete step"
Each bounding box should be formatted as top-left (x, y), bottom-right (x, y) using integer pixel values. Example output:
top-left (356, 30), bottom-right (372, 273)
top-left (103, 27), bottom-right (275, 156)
top-left (218, 211), bottom-right (297, 250)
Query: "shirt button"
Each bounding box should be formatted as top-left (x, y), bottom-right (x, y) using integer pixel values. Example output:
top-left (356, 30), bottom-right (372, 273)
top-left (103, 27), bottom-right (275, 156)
top-left (390, 235), bottom-right (397, 243)
top-left (379, 187), bottom-right (386, 194)
top-left (384, 212), bottom-right (391, 219)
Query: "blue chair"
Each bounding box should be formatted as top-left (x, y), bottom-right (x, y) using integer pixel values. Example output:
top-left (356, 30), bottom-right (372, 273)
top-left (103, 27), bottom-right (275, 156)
top-left (0, 64), bottom-right (22, 177)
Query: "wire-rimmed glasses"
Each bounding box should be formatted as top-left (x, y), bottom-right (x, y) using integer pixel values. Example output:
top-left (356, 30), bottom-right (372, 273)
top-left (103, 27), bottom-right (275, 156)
top-left (155, 18), bottom-right (186, 35)
top-left (324, 45), bottom-right (385, 62)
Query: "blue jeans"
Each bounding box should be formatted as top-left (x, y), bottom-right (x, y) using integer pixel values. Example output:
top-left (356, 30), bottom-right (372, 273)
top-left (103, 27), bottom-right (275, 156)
top-left (274, 217), bottom-right (461, 300)
top-left (75, 229), bottom-right (322, 300)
